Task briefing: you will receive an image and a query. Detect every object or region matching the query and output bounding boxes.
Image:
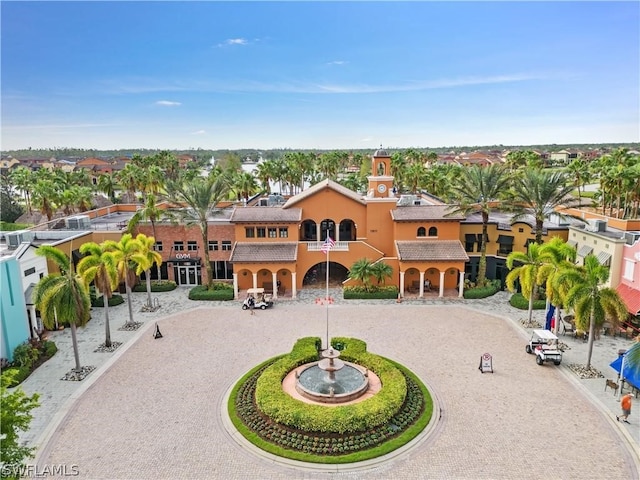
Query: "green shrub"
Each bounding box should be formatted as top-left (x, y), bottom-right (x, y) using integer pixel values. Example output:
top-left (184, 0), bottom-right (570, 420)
top-left (132, 280), bottom-right (177, 292)
top-left (464, 280), bottom-right (501, 299)
top-left (1, 366), bottom-right (31, 387)
top-left (343, 286), bottom-right (399, 300)
top-left (255, 337), bottom-right (407, 434)
top-left (43, 341), bottom-right (58, 358)
top-left (509, 293), bottom-right (546, 310)
top-left (0, 222), bottom-right (31, 231)
top-left (12, 343), bottom-right (39, 370)
top-left (91, 294), bottom-right (125, 307)
top-left (188, 285), bottom-right (234, 301)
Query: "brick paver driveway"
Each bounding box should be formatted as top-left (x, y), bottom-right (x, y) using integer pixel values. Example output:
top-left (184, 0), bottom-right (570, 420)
top-left (38, 304), bottom-right (637, 479)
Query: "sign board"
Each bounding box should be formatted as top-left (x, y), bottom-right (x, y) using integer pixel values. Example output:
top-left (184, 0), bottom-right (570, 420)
top-left (175, 253), bottom-right (191, 260)
top-left (478, 352), bottom-right (493, 373)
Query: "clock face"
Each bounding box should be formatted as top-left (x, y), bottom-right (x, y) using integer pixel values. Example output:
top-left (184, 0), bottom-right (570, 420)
top-left (377, 184), bottom-right (387, 193)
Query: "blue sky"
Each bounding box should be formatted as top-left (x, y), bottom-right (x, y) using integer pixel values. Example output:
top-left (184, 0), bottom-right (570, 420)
top-left (1, 1), bottom-right (638, 151)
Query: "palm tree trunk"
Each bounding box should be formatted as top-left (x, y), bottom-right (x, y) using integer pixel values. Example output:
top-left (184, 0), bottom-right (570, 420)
top-left (586, 311), bottom-right (596, 369)
top-left (125, 278), bottom-right (134, 325)
top-left (477, 222), bottom-right (488, 286)
top-left (145, 270), bottom-right (153, 308)
top-left (104, 297), bottom-right (112, 347)
top-left (201, 226), bottom-right (213, 288)
top-left (70, 323), bottom-right (82, 372)
top-left (528, 285), bottom-right (535, 323)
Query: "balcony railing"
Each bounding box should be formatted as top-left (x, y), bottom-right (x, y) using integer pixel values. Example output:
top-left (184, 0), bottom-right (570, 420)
top-left (305, 241), bottom-right (350, 251)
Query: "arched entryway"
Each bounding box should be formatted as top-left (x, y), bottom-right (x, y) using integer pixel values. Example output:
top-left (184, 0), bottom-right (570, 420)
top-left (302, 262), bottom-right (349, 287)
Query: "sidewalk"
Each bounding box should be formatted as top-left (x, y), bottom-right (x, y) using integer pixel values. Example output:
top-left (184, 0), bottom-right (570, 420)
top-left (19, 287), bottom-right (640, 475)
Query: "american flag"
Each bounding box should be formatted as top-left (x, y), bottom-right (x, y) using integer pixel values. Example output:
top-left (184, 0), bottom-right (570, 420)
top-left (321, 237), bottom-right (335, 254)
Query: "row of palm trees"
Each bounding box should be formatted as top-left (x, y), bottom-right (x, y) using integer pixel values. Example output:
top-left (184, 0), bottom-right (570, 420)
top-left (33, 233), bottom-right (161, 373)
top-left (505, 237), bottom-right (629, 369)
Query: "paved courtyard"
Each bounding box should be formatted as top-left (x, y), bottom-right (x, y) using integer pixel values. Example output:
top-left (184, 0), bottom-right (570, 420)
top-left (21, 289), bottom-right (640, 479)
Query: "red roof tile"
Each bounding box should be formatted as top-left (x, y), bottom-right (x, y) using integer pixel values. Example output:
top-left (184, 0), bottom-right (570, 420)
top-left (617, 283), bottom-right (640, 315)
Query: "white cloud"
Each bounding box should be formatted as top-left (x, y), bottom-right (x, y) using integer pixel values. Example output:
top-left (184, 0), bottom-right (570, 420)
top-left (327, 60), bottom-right (348, 66)
top-left (217, 38), bottom-right (249, 47)
top-left (191, 130), bottom-right (206, 135)
top-left (155, 100), bottom-right (181, 106)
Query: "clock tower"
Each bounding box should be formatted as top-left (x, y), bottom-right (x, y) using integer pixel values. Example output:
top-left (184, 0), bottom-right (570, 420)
top-left (367, 147), bottom-right (395, 198)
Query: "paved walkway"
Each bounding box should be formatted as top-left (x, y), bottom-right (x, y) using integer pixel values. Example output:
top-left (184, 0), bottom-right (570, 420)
top-left (17, 288), bottom-right (639, 479)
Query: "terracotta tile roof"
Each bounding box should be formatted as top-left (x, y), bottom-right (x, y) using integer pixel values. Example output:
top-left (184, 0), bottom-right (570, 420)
top-left (229, 207), bottom-right (302, 223)
top-left (396, 240), bottom-right (469, 262)
top-left (284, 179), bottom-right (366, 207)
top-left (391, 205), bottom-right (464, 221)
top-left (229, 242), bottom-right (298, 263)
top-left (617, 284), bottom-right (640, 315)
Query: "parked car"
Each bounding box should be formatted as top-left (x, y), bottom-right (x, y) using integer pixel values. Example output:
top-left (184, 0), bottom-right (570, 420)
top-left (526, 329), bottom-right (562, 366)
top-left (242, 288), bottom-right (274, 310)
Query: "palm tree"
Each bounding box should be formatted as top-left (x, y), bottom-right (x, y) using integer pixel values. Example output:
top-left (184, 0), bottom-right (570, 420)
top-left (565, 158), bottom-right (590, 203)
top-left (448, 164), bottom-right (511, 286)
top-left (507, 168), bottom-right (579, 244)
top-left (554, 255), bottom-right (628, 368)
top-left (371, 261), bottom-right (393, 286)
top-left (97, 172), bottom-right (119, 203)
top-left (77, 242), bottom-right (119, 347)
top-left (506, 242), bottom-right (546, 324)
top-left (103, 234), bottom-right (142, 325)
top-left (131, 234), bottom-right (163, 309)
top-left (166, 173), bottom-right (229, 288)
top-left (348, 258), bottom-right (375, 292)
top-left (9, 166), bottom-right (35, 214)
top-left (537, 237), bottom-right (577, 334)
top-left (231, 171), bottom-right (260, 202)
top-left (33, 246), bottom-right (91, 372)
top-left (126, 193), bottom-right (170, 240)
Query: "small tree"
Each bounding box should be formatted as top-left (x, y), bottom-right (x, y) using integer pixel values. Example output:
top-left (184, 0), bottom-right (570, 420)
top-left (1, 372), bottom-right (40, 479)
top-left (371, 261), bottom-right (393, 286)
top-left (131, 234), bottom-right (163, 309)
top-left (349, 258), bottom-right (375, 292)
top-left (506, 243), bottom-right (545, 323)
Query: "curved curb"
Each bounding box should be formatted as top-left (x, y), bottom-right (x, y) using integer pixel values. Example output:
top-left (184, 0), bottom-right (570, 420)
top-left (219, 371), bottom-right (443, 473)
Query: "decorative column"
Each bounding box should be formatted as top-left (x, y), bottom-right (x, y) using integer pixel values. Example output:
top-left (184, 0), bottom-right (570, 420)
top-left (419, 271), bottom-right (425, 298)
top-left (272, 272), bottom-right (278, 299)
top-left (291, 272), bottom-right (297, 299)
top-left (316, 224), bottom-right (322, 242)
top-left (439, 271), bottom-right (445, 298)
top-left (399, 271), bottom-right (405, 298)
top-left (28, 306), bottom-right (38, 338)
top-left (458, 271), bottom-right (465, 298)
top-left (233, 273), bottom-right (238, 300)
top-left (252, 272), bottom-right (258, 290)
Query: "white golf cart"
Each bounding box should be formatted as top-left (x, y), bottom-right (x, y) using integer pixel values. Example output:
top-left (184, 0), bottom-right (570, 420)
top-left (242, 288), bottom-right (273, 310)
top-left (526, 329), bottom-right (562, 366)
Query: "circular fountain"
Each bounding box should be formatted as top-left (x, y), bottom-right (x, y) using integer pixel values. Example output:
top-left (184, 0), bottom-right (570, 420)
top-left (295, 347), bottom-right (370, 404)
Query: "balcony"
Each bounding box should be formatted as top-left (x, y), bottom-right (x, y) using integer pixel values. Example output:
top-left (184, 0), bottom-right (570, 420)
top-left (305, 241), bottom-right (350, 252)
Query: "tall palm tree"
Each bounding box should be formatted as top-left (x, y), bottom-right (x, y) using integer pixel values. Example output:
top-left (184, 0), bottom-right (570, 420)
top-left (167, 173), bottom-right (229, 288)
top-left (537, 237), bottom-right (577, 334)
top-left (506, 242), bottom-right (546, 323)
top-left (126, 193), bottom-right (171, 240)
top-left (554, 254), bottom-right (628, 368)
top-left (33, 246), bottom-right (91, 372)
top-left (103, 234), bottom-right (142, 325)
top-left (507, 168), bottom-right (579, 244)
top-left (131, 234), bottom-right (163, 309)
top-left (97, 171), bottom-right (119, 203)
top-left (448, 164), bottom-right (511, 286)
top-left (9, 166), bottom-right (35, 214)
top-left (77, 242), bottom-right (119, 347)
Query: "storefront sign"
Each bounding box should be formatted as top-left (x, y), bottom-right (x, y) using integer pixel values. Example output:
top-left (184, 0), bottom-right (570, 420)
top-left (175, 253), bottom-right (191, 260)
top-left (478, 353), bottom-right (493, 373)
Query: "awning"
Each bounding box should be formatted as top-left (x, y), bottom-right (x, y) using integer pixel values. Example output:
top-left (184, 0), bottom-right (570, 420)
top-left (616, 284), bottom-right (640, 315)
top-left (497, 235), bottom-right (514, 244)
top-left (577, 245), bottom-right (593, 257)
top-left (596, 251), bottom-right (611, 266)
top-left (567, 240), bottom-right (577, 248)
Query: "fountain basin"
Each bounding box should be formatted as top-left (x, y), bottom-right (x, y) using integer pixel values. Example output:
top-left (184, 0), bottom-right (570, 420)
top-left (295, 361), bottom-right (370, 404)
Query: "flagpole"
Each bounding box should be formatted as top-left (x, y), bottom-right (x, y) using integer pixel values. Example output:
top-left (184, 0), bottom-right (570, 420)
top-left (325, 244), bottom-right (330, 350)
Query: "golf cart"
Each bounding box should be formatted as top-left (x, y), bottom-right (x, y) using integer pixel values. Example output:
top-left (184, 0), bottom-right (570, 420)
top-left (242, 288), bottom-right (273, 310)
top-left (526, 329), bottom-right (562, 366)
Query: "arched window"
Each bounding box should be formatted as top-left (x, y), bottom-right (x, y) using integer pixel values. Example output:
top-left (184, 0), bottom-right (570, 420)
top-left (428, 227), bottom-right (438, 237)
top-left (377, 162), bottom-right (386, 176)
top-left (417, 227), bottom-right (426, 237)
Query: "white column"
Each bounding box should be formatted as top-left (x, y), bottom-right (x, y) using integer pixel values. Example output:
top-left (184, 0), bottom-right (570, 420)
top-left (439, 271), bottom-right (445, 298)
top-left (272, 272), bottom-right (278, 299)
top-left (28, 306), bottom-right (38, 338)
top-left (419, 271), bottom-right (425, 298)
top-left (458, 271), bottom-right (465, 298)
top-left (316, 224), bottom-right (321, 241)
top-left (252, 272), bottom-right (258, 290)
top-left (233, 273), bottom-right (238, 300)
top-left (292, 272), bottom-right (297, 299)
top-left (399, 271), bottom-right (405, 297)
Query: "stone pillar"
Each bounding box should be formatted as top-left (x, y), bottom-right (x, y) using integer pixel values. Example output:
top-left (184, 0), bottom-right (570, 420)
top-left (399, 271), bottom-right (405, 297)
top-left (28, 305), bottom-right (38, 338)
top-left (272, 272), bottom-right (278, 299)
top-left (419, 271), bottom-right (425, 298)
top-left (439, 271), bottom-right (445, 298)
top-left (233, 273), bottom-right (238, 300)
top-left (292, 272), bottom-right (297, 299)
top-left (316, 224), bottom-right (321, 242)
top-left (252, 272), bottom-right (258, 290)
top-left (458, 271), bottom-right (465, 298)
